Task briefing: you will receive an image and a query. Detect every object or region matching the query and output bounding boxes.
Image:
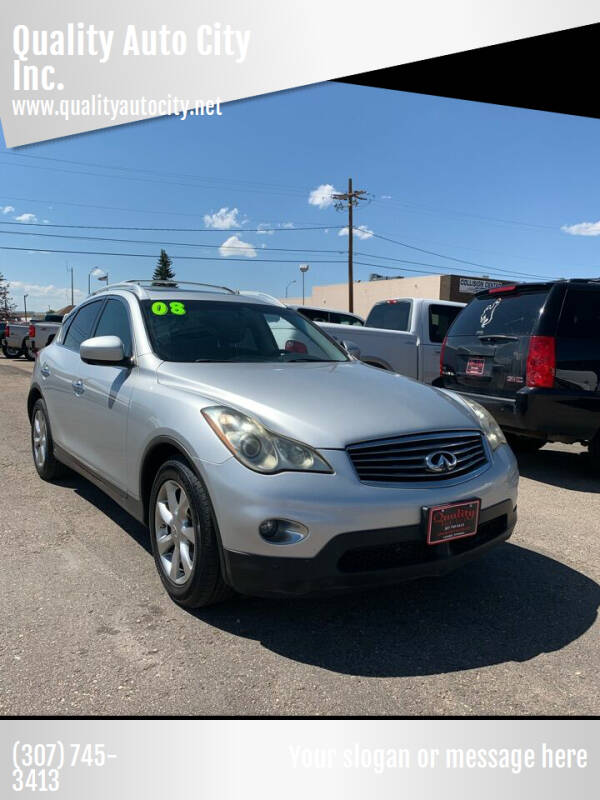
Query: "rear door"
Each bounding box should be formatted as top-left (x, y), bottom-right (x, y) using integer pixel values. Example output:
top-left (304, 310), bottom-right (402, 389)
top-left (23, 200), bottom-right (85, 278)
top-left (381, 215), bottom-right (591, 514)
top-left (42, 300), bottom-right (104, 451)
top-left (442, 287), bottom-right (551, 397)
top-left (74, 297), bottom-right (135, 490)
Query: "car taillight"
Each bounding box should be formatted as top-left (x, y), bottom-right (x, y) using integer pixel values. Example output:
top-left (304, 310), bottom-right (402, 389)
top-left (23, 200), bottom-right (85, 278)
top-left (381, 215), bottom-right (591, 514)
top-left (29, 324), bottom-right (36, 338)
top-left (526, 336), bottom-right (555, 388)
top-left (285, 339), bottom-right (308, 354)
top-left (4, 324), bottom-right (9, 337)
top-left (440, 335), bottom-right (447, 375)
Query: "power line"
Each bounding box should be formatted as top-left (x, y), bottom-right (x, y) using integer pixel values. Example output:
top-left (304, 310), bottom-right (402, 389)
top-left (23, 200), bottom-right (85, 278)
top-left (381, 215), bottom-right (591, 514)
top-left (4, 151), bottom-right (313, 195)
top-left (0, 219), bottom-right (339, 233)
top-left (0, 244), bottom-right (347, 264)
top-left (372, 196), bottom-right (560, 232)
top-left (355, 247), bottom-right (550, 281)
top-left (0, 227), bottom-right (348, 255)
top-left (367, 230), bottom-right (550, 279)
top-left (0, 221), bottom-right (552, 279)
top-left (0, 158), bottom-right (310, 200)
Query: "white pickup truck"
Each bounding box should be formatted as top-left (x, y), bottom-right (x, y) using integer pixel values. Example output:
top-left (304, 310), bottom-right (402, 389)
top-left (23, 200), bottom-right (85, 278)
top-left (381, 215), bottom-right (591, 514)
top-left (318, 297), bottom-right (465, 384)
top-left (2, 314), bottom-right (63, 359)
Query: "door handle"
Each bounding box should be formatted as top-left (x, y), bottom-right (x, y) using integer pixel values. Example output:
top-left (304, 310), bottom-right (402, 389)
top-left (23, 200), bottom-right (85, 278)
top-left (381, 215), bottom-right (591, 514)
top-left (72, 379), bottom-right (84, 395)
top-left (40, 364), bottom-right (50, 377)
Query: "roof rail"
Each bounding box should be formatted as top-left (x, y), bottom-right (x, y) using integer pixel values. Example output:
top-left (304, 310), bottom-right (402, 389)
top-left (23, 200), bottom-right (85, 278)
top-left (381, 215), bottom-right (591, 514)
top-left (239, 290), bottom-right (284, 306)
top-left (124, 279), bottom-right (237, 294)
top-left (89, 281), bottom-right (145, 297)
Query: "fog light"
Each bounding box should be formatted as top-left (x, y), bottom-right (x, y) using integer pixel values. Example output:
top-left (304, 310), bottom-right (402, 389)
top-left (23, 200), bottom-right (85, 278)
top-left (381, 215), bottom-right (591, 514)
top-left (258, 518), bottom-right (309, 545)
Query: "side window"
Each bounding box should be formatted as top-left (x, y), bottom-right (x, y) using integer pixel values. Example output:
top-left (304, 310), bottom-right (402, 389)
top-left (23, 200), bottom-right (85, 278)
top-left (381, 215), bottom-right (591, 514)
top-left (429, 304), bottom-right (463, 343)
top-left (558, 290), bottom-right (600, 340)
top-left (62, 302), bottom-right (103, 352)
top-left (94, 299), bottom-right (133, 356)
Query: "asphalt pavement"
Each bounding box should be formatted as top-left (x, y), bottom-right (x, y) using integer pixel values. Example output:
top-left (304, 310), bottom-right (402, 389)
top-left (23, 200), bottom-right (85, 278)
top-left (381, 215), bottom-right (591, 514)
top-left (1, 357), bottom-right (598, 715)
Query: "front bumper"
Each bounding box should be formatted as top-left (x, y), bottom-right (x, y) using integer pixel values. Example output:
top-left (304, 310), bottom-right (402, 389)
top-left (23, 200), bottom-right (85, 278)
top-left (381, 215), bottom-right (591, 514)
top-left (196, 444), bottom-right (518, 558)
top-left (222, 499), bottom-right (516, 597)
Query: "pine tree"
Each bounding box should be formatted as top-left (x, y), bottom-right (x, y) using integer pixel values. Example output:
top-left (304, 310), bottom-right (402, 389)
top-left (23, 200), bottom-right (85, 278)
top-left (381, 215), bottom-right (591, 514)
top-left (152, 250), bottom-right (176, 284)
top-left (0, 272), bottom-right (17, 321)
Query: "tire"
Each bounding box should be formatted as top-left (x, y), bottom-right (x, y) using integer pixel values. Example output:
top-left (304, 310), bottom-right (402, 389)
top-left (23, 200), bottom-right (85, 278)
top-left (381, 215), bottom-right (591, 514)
top-left (24, 340), bottom-right (35, 361)
top-left (2, 344), bottom-right (22, 358)
top-left (589, 434), bottom-right (600, 473)
top-left (506, 433), bottom-right (545, 453)
top-left (30, 398), bottom-right (66, 481)
top-left (149, 458), bottom-right (232, 608)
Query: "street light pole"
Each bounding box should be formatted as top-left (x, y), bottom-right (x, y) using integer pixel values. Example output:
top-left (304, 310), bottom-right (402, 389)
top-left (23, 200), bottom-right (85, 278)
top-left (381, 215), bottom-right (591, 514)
top-left (299, 264), bottom-right (309, 305)
top-left (285, 279), bottom-right (297, 298)
top-left (23, 294), bottom-right (28, 322)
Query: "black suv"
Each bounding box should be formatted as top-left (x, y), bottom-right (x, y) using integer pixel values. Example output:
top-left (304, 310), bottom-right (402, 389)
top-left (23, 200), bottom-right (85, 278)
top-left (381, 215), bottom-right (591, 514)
top-left (436, 280), bottom-right (600, 463)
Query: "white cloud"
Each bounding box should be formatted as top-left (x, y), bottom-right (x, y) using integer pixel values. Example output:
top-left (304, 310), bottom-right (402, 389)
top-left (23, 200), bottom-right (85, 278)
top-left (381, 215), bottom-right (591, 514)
top-left (219, 235), bottom-right (257, 258)
top-left (203, 207), bottom-right (244, 229)
top-left (381, 194), bottom-right (392, 200)
top-left (562, 220), bottom-right (600, 236)
top-left (8, 280), bottom-right (84, 310)
top-left (338, 224), bottom-right (374, 240)
top-left (257, 223), bottom-right (275, 235)
top-left (308, 183), bottom-right (338, 209)
top-left (1, 205), bottom-right (15, 214)
top-left (14, 212), bottom-right (38, 223)
top-left (281, 221), bottom-right (295, 229)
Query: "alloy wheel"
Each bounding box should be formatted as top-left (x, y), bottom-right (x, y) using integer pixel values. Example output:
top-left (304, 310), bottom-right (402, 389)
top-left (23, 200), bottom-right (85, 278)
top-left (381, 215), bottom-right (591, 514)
top-left (154, 479), bottom-right (196, 585)
top-left (32, 409), bottom-right (48, 468)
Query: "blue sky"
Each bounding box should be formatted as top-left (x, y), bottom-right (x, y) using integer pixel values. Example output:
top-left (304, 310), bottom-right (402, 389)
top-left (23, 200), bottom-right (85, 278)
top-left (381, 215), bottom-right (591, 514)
top-left (2, 82), bottom-right (600, 310)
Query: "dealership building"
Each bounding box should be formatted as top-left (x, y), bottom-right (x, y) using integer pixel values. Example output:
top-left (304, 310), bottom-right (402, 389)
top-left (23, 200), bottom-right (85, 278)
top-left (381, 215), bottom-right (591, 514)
top-left (283, 274), bottom-right (511, 318)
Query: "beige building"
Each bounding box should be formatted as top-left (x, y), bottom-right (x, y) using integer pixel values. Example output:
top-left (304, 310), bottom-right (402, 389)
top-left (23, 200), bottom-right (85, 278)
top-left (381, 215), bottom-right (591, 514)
top-left (283, 274), bottom-right (510, 318)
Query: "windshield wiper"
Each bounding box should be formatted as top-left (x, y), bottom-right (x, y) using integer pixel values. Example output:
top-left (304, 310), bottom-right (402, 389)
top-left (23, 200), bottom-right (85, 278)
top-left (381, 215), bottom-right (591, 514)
top-left (477, 334), bottom-right (518, 342)
top-left (286, 357), bottom-right (332, 362)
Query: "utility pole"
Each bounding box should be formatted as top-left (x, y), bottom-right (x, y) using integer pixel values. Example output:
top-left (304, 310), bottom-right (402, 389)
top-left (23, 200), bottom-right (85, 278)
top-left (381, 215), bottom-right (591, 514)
top-left (333, 178), bottom-right (367, 313)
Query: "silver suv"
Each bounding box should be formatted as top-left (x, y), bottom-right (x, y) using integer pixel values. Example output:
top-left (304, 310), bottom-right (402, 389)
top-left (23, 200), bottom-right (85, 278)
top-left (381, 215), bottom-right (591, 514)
top-left (28, 280), bottom-right (519, 607)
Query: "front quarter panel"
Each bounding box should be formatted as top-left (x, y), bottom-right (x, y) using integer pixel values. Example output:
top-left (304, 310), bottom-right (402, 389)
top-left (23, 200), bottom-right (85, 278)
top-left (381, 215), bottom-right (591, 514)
top-left (126, 356), bottom-right (233, 500)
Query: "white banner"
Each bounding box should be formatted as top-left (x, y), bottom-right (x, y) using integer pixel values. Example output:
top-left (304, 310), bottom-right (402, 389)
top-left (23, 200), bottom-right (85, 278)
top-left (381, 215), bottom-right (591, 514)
top-left (1, 1), bottom-right (600, 145)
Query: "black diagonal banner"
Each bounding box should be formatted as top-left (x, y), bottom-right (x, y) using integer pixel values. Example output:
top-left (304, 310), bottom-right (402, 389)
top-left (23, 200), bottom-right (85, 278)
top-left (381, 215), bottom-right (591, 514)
top-left (338, 23), bottom-right (600, 119)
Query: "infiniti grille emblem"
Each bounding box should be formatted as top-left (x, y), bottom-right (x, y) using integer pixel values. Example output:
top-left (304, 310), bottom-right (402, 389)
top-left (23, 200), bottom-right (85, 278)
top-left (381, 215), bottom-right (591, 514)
top-left (425, 450), bottom-right (459, 473)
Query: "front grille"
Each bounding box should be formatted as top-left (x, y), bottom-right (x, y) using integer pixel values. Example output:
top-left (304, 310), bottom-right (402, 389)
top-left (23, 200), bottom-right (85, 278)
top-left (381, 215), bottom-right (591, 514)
top-left (347, 430), bottom-right (488, 483)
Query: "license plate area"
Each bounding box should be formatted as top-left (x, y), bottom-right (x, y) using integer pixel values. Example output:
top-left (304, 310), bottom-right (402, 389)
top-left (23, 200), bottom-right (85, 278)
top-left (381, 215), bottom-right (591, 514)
top-left (466, 357), bottom-right (485, 376)
top-left (424, 499), bottom-right (481, 545)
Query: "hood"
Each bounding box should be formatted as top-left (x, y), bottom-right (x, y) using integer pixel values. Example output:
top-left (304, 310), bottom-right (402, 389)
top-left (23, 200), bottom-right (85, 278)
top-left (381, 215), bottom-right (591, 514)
top-left (156, 360), bottom-right (480, 449)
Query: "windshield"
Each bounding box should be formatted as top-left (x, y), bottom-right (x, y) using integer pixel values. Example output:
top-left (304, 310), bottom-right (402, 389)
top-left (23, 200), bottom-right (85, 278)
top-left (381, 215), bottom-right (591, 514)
top-left (140, 299), bottom-right (349, 363)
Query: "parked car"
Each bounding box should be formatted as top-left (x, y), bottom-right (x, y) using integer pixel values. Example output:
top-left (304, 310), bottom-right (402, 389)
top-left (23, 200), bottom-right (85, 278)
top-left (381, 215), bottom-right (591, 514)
top-left (319, 298), bottom-right (464, 384)
top-left (436, 279), bottom-right (600, 461)
top-left (2, 319), bottom-right (32, 359)
top-left (25, 314), bottom-right (63, 358)
top-left (2, 314), bottom-right (63, 360)
top-left (28, 280), bottom-right (518, 607)
top-left (287, 304), bottom-right (364, 326)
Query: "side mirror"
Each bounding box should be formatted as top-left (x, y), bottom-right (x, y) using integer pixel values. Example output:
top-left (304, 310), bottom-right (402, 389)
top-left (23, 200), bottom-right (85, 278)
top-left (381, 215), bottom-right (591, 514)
top-left (341, 339), bottom-right (361, 359)
top-left (80, 336), bottom-right (127, 365)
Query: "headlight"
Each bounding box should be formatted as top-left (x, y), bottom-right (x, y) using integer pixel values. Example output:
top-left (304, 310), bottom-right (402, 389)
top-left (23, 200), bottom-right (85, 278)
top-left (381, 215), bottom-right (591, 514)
top-left (460, 397), bottom-right (507, 451)
top-left (201, 406), bottom-right (333, 474)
